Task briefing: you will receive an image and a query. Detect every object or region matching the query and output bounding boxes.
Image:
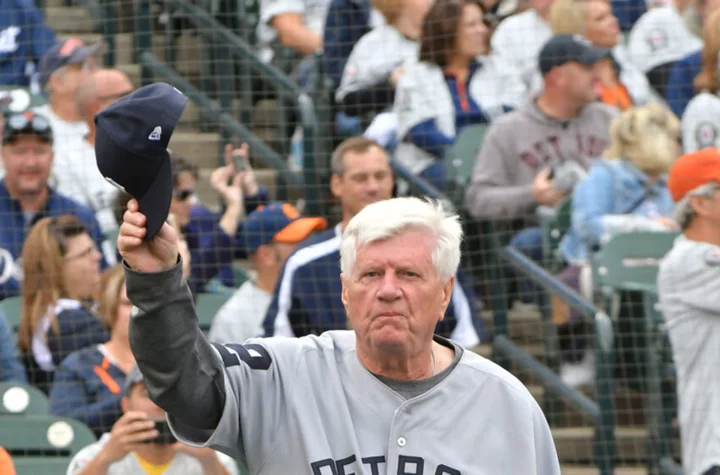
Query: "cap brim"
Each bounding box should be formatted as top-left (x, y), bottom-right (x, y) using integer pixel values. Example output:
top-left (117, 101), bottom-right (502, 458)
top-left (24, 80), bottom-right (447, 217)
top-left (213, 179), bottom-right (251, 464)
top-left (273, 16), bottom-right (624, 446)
top-left (274, 217), bottom-right (328, 243)
top-left (579, 46), bottom-right (611, 66)
top-left (138, 152), bottom-right (173, 241)
top-left (67, 41), bottom-right (107, 65)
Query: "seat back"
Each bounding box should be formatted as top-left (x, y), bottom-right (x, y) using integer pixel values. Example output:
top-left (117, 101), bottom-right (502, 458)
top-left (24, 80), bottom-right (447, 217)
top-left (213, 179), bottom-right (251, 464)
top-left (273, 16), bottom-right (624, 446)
top-left (195, 293), bottom-right (232, 332)
top-left (0, 415), bottom-right (96, 457)
top-left (444, 124), bottom-right (489, 190)
top-left (593, 231), bottom-right (680, 292)
top-left (0, 86), bottom-right (48, 112)
top-left (1, 296), bottom-right (23, 333)
top-left (0, 382), bottom-right (49, 415)
top-left (13, 456), bottom-right (73, 475)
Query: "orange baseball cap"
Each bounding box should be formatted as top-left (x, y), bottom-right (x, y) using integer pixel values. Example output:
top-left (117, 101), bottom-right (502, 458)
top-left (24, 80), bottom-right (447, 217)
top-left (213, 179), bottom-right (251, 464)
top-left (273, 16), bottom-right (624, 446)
top-left (668, 147), bottom-right (720, 202)
top-left (242, 202), bottom-right (328, 254)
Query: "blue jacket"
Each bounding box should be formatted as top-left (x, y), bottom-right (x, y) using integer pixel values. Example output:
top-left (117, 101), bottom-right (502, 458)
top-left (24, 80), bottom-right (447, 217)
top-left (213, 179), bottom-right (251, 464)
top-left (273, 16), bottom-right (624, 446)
top-left (559, 159), bottom-right (674, 264)
top-left (610, 0), bottom-right (646, 31)
top-left (0, 0), bottom-right (56, 86)
top-left (0, 308), bottom-right (26, 383)
top-left (49, 345), bottom-right (125, 438)
top-left (185, 188), bottom-right (268, 292)
top-left (322, 0), bottom-right (371, 90)
top-left (23, 299), bottom-right (109, 394)
top-left (262, 224), bottom-right (488, 347)
top-left (0, 180), bottom-right (111, 300)
top-left (666, 51), bottom-right (701, 118)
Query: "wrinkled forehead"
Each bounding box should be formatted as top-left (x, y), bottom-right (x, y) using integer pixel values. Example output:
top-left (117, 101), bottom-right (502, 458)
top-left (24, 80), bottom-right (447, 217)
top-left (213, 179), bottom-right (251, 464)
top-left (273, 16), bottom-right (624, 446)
top-left (354, 229), bottom-right (436, 263)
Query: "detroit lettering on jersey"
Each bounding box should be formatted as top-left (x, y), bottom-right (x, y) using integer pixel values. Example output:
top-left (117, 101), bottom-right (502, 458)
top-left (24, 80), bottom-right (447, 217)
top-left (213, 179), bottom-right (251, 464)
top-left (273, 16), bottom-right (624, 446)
top-left (520, 133), bottom-right (609, 168)
top-left (311, 455), bottom-right (460, 475)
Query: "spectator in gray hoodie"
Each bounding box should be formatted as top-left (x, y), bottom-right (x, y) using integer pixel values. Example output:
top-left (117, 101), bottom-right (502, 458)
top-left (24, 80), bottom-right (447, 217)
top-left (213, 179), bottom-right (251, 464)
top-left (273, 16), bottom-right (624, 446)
top-left (465, 34), bottom-right (618, 301)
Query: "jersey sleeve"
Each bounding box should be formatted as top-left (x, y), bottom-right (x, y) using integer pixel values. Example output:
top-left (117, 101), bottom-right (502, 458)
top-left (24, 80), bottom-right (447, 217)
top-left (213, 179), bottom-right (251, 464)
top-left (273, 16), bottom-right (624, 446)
top-left (658, 240), bottom-right (720, 316)
top-left (167, 338), bottom-right (300, 466)
top-left (65, 440), bottom-right (105, 475)
top-left (531, 399), bottom-right (562, 474)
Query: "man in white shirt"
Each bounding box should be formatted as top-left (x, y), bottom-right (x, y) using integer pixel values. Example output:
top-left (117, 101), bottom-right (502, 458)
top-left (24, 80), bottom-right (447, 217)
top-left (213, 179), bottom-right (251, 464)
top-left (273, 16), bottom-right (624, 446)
top-left (33, 38), bottom-right (103, 156)
top-left (658, 147), bottom-right (720, 475)
top-left (53, 68), bottom-right (134, 234)
top-left (67, 365), bottom-right (238, 475)
top-left (208, 202), bottom-right (327, 344)
top-left (256, 0), bottom-right (331, 63)
top-left (490, 0), bottom-right (554, 92)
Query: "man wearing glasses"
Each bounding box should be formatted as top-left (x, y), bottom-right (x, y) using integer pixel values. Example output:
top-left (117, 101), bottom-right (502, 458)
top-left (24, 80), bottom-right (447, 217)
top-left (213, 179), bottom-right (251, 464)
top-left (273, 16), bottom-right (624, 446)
top-left (33, 38), bottom-right (103, 155)
top-left (0, 110), bottom-right (113, 300)
top-left (53, 68), bottom-right (135, 234)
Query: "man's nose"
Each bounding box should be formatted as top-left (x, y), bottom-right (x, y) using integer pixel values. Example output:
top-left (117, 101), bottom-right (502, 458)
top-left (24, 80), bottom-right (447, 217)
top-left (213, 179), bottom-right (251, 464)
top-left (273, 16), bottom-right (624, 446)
top-left (377, 273), bottom-right (401, 302)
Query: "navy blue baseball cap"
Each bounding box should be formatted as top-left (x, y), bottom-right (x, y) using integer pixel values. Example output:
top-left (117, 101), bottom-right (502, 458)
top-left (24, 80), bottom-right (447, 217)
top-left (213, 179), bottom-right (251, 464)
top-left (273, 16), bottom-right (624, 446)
top-left (94, 82), bottom-right (188, 240)
top-left (38, 38), bottom-right (105, 89)
top-left (242, 202), bottom-right (327, 255)
top-left (538, 34), bottom-right (610, 76)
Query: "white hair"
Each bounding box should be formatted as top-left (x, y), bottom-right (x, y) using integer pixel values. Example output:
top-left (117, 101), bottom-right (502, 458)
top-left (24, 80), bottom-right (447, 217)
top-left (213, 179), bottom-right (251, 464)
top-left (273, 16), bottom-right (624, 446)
top-left (673, 182), bottom-right (720, 229)
top-left (340, 197), bottom-right (463, 282)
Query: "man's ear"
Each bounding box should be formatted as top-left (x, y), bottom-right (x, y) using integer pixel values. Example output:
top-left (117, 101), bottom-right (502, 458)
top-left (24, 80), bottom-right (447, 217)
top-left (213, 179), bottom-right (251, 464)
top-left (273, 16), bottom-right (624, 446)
top-left (120, 396), bottom-right (129, 413)
top-left (438, 276), bottom-right (455, 322)
top-left (330, 173), bottom-right (342, 199)
top-left (340, 273), bottom-right (349, 308)
top-left (690, 194), bottom-right (711, 218)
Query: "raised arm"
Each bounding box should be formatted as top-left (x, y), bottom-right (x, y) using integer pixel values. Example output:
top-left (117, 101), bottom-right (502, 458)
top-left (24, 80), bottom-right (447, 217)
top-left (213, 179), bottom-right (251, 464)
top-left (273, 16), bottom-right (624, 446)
top-left (118, 199), bottom-right (226, 430)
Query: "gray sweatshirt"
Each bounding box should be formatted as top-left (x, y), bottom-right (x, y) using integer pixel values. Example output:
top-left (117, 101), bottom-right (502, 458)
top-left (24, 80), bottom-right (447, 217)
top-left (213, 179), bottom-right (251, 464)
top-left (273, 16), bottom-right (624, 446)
top-left (464, 98), bottom-right (618, 220)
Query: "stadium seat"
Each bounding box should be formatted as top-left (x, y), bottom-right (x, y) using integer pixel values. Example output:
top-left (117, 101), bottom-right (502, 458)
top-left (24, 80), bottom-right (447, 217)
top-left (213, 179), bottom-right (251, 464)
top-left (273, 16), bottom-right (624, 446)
top-left (0, 86), bottom-right (48, 112)
top-left (538, 196), bottom-right (573, 272)
top-left (13, 456), bottom-right (72, 475)
top-left (0, 296), bottom-right (23, 334)
top-left (443, 124), bottom-right (489, 191)
top-left (0, 382), bottom-right (49, 416)
top-left (0, 415), bottom-right (96, 457)
top-left (195, 293), bottom-right (232, 332)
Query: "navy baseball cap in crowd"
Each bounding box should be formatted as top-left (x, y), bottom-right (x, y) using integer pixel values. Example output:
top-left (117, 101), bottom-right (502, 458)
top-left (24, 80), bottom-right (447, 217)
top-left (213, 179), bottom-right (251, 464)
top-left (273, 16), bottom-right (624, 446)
top-left (2, 110), bottom-right (53, 145)
top-left (538, 34), bottom-right (610, 76)
top-left (243, 202), bottom-right (328, 255)
top-left (95, 82), bottom-right (188, 240)
top-left (38, 38), bottom-right (105, 89)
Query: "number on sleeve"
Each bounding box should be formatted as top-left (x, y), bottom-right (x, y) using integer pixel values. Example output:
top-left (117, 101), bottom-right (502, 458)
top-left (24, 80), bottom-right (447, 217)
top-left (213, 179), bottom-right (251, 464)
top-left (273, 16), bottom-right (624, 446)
top-left (213, 343), bottom-right (273, 370)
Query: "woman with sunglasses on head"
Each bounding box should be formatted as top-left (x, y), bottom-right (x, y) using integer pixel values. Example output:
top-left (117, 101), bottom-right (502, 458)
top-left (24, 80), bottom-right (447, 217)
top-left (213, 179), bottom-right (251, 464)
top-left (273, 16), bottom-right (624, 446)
top-left (17, 215), bottom-right (108, 394)
top-left (48, 265), bottom-right (133, 438)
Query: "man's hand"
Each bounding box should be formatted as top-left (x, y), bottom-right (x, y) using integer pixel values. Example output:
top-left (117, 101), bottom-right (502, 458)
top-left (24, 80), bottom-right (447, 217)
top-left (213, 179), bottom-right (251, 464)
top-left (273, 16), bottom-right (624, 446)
top-left (173, 443), bottom-right (229, 475)
top-left (118, 199), bottom-right (179, 273)
top-left (532, 168), bottom-right (566, 207)
top-left (97, 412), bottom-right (159, 465)
top-left (224, 143), bottom-right (259, 196)
top-left (210, 164), bottom-right (244, 207)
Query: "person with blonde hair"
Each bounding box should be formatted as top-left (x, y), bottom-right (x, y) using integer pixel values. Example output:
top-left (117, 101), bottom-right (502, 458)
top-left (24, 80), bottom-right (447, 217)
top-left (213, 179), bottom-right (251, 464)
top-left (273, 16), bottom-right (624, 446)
top-left (49, 265), bottom-right (135, 437)
top-left (555, 102), bottom-right (680, 387)
top-left (548, 0), bottom-right (654, 107)
top-left (17, 215), bottom-right (108, 393)
top-left (681, 9), bottom-right (720, 152)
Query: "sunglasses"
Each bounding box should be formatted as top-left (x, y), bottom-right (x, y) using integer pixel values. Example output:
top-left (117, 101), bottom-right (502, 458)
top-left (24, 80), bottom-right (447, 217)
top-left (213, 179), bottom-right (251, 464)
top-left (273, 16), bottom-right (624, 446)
top-left (174, 189), bottom-right (194, 201)
top-left (5, 113), bottom-right (51, 135)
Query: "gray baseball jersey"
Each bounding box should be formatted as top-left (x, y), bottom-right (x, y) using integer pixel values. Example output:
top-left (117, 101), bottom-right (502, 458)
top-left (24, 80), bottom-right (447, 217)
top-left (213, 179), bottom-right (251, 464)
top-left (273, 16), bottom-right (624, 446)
top-left (125, 263), bottom-right (561, 475)
top-left (658, 235), bottom-right (720, 475)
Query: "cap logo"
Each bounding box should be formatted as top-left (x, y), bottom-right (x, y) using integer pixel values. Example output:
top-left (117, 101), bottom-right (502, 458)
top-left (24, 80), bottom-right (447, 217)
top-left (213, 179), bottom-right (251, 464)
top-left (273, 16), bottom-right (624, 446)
top-left (148, 126), bottom-right (162, 141)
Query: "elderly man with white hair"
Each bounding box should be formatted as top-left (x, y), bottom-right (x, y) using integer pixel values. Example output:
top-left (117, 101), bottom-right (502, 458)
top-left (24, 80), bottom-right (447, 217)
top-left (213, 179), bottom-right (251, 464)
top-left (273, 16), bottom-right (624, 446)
top-left (117, 196), bottom-right (561, 474)
top-left (659, 147), bottom-right (720, 475)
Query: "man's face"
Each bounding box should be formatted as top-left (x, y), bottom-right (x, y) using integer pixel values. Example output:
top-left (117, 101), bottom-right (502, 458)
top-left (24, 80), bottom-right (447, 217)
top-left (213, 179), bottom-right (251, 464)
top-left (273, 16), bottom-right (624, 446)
top-left (692, 187), bottom-right (720, 226)
top-left (556, 62), bottom-right (600, 105)
top-left (169, 171), bottom-right (196, 228)
top-left (50, 59), bottom-right (99, 98)
top-left (331, 147), bottom-right (394, 218)
top-left (123, 382), bottom-right (165, 420)
top-left (92, 79), bottom-right (134, 116)
top-left (341, 229), bottom-right (454, 354)
top-left (1, 135), bottom-right (53, 198)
